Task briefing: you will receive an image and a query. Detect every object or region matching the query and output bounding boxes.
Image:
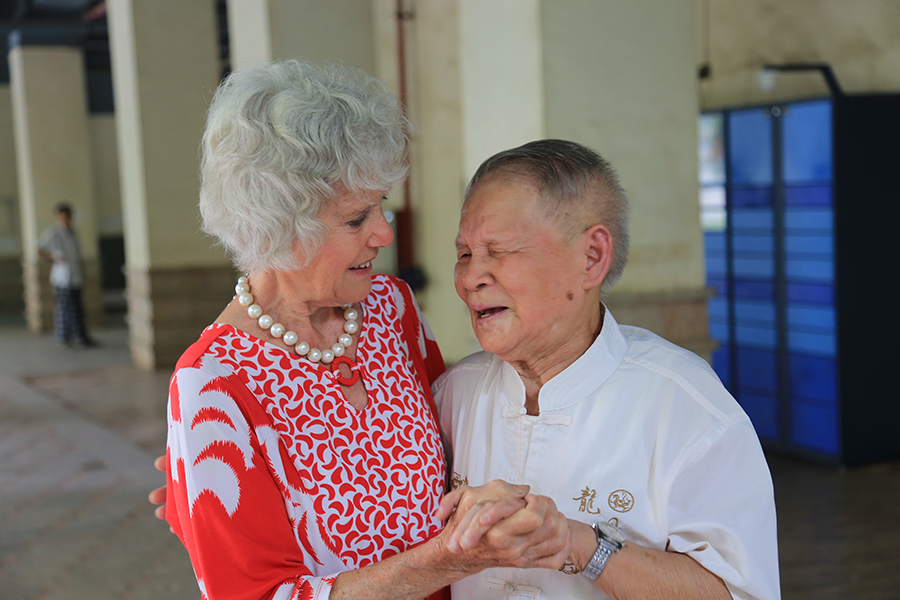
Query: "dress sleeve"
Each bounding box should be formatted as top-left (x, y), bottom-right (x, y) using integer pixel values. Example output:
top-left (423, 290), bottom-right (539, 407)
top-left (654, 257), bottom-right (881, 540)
top-left (665, 421), bottom-right (781, 600)
top-left (166, 363), bottom-right (341, 600)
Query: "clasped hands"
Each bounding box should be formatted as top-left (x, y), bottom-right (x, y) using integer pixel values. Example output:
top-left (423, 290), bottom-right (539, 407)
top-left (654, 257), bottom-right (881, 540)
top-left (150, 460), bottom-right (572, 573)
top-left (435, 479), bottom-right (571, 573)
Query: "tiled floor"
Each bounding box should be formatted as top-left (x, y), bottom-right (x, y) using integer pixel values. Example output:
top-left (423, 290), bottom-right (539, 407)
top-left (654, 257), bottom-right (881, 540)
top-left (2, 322), bottom-right (899, 599)
top-left (770, 453), bottom-right (900, 599)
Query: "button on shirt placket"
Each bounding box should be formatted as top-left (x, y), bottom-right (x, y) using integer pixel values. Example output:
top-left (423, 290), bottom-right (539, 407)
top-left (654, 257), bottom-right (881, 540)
top-left (501, 404), bottom-right (573, 487)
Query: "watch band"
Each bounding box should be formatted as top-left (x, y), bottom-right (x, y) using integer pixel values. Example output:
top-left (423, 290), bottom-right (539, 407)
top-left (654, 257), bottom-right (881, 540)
top-left (582, 522), bottom-right (625, 581)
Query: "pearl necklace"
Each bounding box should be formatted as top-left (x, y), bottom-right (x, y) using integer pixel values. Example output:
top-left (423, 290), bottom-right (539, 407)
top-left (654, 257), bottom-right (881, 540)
top-left (234, 275), bottom-right (359, 367)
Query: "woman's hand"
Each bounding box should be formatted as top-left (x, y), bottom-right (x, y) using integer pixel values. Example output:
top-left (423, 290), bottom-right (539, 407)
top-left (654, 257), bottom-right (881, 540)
top-left (148, 455), bottom-right (167, 521)
top-left (436, 481), bottom-right (570, 572)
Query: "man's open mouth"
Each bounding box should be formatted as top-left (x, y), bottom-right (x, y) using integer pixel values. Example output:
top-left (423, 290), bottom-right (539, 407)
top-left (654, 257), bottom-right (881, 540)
top-left (476, 307), bottom-right (507, 318)
top-left (350, 261), bottom-right (372, 270)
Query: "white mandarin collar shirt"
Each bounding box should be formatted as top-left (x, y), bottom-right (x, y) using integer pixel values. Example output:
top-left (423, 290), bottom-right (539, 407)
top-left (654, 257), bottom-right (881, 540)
top-left (435, 308), bottom-right (780, 600)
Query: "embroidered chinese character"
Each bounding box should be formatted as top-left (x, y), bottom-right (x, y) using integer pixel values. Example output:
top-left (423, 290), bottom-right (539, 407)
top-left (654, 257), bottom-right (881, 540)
top-left (573, 486), bottom-right (602, 514)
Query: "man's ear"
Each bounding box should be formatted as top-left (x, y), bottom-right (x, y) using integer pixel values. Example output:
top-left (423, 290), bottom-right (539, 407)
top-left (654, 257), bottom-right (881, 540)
top-left (582, 224), bottom-right (613, 290)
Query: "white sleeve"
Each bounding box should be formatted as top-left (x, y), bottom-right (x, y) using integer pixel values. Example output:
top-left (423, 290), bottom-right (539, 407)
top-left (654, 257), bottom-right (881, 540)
top-left (666, 421), bottom-right (781, 600)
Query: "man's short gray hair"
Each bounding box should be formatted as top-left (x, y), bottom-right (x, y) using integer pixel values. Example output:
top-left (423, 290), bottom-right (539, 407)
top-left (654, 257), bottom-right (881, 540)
top-left (199, 59), bottom-right (409, 273)
top-left (465, 139), bottom-right (630, 295)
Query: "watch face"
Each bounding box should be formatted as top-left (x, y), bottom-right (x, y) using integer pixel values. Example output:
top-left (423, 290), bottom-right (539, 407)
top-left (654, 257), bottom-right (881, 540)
top-left (596, 521), bottom-right (627, 546)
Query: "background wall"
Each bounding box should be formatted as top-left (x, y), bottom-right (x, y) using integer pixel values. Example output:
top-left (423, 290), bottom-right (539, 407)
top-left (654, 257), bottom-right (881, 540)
top-left (699, 0), bottom-right (900, 109)
top-left (89, 114), bottom-right (121, 237)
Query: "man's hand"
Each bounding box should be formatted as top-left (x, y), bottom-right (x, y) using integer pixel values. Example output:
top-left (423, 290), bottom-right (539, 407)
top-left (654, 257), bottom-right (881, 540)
top-left (436, 480), bottom-right (570, 572)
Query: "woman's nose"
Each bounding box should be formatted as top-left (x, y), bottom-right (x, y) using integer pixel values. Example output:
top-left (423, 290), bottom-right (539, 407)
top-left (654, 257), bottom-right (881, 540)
top-left (371, 208), bottom-right (395, 247)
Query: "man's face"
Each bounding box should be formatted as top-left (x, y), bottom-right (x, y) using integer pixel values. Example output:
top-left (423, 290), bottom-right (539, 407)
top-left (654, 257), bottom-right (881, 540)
top-left (57, 211), bottom-right (72, 228)
top-left (454, 176), bottom-right (591, 365)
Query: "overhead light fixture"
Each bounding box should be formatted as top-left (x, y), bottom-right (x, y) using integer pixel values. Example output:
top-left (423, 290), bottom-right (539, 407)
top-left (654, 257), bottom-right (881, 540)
top-left (760, 63), bottom-right (843, 97)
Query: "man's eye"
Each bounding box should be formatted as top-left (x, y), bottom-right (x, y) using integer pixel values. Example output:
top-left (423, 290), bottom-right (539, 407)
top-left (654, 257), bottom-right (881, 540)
top-left (348, 216), bottom-right (366, 228)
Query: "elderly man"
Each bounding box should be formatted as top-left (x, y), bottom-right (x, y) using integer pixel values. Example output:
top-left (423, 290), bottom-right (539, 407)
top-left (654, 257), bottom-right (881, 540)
top-left (436, 139), bottom-right (779, 600)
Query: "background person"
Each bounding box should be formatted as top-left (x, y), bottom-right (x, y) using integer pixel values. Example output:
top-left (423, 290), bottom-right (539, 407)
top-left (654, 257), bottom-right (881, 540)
top-left (37, 202), bottom-right (96, 347)
top-left (163, 59), bottom-right (569, 600)
top-left (437, 139), bottom-right (780, 600)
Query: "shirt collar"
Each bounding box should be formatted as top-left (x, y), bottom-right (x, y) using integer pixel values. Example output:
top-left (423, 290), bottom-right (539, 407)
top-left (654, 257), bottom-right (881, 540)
top-left (497, 306), bottom-right (628, 412)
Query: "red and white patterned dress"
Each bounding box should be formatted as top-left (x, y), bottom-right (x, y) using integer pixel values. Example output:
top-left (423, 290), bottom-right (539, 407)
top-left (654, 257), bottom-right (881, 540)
top-left (166, 275), bottom-right (447, 600)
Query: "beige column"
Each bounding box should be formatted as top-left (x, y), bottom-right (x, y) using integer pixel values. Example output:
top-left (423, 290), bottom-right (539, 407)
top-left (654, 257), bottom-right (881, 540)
top-left (228, 0), bottom-right (406, 276)
top-left (227, 0), bottom-right (376, 71)
top-left (540, 1), bottom-right (712, 358)
top-left (8, 42), bottom-right (102, 333)
top-left (398, 0), bottom-right (547, 363)
top-left (107, 0), bottom-right (231, 369)
top-left (0, 82), bottom-right (23, 315)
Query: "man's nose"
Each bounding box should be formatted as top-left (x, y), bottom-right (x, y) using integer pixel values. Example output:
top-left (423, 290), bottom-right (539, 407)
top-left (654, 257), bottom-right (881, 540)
top-left (457, 256), bottom-right (491, 290)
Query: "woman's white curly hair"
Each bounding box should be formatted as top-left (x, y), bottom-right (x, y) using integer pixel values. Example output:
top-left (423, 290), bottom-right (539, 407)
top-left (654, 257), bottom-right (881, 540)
top-left (199, 59), bottom-right (408, 273)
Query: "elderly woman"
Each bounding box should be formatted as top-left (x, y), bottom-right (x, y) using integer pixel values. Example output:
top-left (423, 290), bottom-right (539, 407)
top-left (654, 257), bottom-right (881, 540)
top-left (437, 140), bottom-right (780, 599)
top-left (163, 60), bottom-right (568, 600)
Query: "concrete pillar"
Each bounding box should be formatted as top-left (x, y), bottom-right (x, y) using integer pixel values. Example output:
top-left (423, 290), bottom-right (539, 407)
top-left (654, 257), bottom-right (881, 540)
top-left (228, 0), bottom-right (406, 278)
top-left (398, 0), bottom-right (547, 362)
top-left (0, 82), bottom-right (23, 315)
top-left (8, 41), bottom-right (102, 333)
top-left (540, 1), bottom-right (712, 358)
top-left (107, 0), bottom-right (232, 369)
top-left (227, 0), bottom-right (376, 71)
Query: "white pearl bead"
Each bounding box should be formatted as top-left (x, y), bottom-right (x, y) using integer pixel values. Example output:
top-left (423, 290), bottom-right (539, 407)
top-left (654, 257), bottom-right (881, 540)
top-left (237, 276), bottom-right (361, 365)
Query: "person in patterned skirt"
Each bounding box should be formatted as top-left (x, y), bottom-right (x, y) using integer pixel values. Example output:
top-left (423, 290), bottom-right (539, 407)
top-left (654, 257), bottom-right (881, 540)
top-left (37, 202), bottom-right (96, 347)
top-left (161, 59), bottom-right (570, 600)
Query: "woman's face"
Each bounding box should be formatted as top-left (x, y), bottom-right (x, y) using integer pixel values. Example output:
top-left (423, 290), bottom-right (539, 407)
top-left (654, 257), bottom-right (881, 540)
top-left (454, 176), bottom-right (596, 367)
top-left (301, 182), bottom-right (394, 307)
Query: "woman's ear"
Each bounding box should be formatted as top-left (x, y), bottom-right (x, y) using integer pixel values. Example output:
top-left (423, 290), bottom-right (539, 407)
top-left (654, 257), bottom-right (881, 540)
top-left (582, 224), bottom-right (613, 290)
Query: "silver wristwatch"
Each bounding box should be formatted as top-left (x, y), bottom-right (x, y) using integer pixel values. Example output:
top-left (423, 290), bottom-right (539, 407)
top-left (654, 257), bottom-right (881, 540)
top-left (582, 521), bottom-right (627, 580)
